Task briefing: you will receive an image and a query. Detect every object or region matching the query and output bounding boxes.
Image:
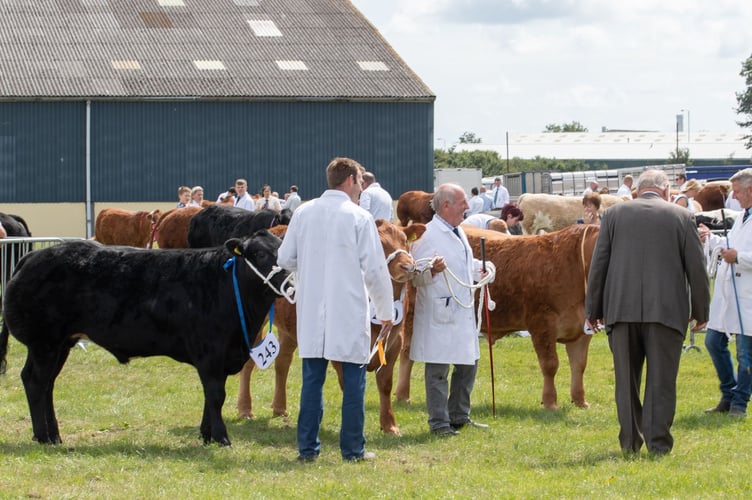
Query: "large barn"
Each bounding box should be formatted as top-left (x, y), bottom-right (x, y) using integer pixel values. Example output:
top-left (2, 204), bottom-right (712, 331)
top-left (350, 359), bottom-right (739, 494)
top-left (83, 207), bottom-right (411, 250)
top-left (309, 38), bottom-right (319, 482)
top-left (0, 1), bottom-right (435, 237)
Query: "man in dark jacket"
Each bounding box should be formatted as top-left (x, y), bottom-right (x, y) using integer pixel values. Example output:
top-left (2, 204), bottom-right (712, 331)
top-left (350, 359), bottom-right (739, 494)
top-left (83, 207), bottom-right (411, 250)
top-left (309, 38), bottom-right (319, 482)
top-left (586, 169), bottom-right (710, 456)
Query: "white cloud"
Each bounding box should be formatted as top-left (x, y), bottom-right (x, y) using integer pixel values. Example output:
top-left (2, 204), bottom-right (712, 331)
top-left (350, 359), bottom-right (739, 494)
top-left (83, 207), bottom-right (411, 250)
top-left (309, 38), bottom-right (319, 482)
top-left (352, 0), bottom-right (752, 144)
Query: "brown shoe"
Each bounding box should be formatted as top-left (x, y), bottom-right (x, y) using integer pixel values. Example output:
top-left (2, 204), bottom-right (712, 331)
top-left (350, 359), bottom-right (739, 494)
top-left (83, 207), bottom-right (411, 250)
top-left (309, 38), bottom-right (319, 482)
top-left (704, 400), bottom-right (731, 414)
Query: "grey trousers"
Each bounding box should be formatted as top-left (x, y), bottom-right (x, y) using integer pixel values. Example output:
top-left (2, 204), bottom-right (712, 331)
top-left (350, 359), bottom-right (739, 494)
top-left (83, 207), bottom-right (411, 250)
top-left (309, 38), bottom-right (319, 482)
top-left (608, 322), bottom-right (684, 454)
top-left (424, 361), bottom-right (478, 431)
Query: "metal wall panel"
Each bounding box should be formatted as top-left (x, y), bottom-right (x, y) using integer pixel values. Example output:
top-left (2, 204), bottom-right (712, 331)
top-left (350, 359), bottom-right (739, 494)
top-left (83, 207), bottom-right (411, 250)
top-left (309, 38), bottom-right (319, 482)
top-left (0, 102), bottom-right (85, 202)
top-left (91, 100), bottom-right (434, 202)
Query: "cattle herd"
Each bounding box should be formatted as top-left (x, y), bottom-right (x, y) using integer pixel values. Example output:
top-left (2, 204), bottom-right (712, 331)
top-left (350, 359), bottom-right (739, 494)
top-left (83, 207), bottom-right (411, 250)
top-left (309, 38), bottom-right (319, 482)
top-left (0, 179), bottom-right (740, 446)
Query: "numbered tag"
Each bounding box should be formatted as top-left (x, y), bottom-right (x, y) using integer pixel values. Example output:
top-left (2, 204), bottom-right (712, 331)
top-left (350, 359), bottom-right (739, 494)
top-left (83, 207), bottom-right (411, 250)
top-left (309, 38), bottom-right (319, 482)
top-left (250, 332), bottom-right (280, 369)
top-left (370, 300), bottom-right (404, 326)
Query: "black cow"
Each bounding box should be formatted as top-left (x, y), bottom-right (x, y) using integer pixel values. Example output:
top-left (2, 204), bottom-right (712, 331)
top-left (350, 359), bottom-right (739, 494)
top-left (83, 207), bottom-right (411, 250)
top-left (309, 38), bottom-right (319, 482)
top-left (188, 205), bottom-right (290, 248)
top-left (0, 212), bottom-right (31, 237)
top-left (0, 231), bottom-right (288, 446)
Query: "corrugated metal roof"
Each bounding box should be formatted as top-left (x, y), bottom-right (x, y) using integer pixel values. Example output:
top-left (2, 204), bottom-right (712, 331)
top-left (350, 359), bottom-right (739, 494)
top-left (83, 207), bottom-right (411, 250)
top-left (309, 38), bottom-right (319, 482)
top-left (456, 132), bottom-right (752, 161)
top-left (0, 0), bottom-right (434, 100)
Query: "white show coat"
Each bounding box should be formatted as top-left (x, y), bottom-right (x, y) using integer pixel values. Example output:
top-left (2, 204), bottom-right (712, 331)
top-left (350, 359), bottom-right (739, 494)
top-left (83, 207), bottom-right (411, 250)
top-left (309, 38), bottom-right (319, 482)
top-left (277, 190), bottom-right (393, 363)
top-left (359, 183), bottom-right (393, 221)
top-left (234, 193), bottom-right (256, 211)
top-left (707, 211), bottom-right (752, 335)
top-left (410, 218), bottom-right (483, 365)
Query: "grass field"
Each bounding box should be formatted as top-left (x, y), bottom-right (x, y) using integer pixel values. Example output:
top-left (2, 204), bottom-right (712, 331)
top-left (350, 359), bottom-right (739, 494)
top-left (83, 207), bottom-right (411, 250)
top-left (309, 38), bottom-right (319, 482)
top-left (0, 331), bottom-right (749, 499)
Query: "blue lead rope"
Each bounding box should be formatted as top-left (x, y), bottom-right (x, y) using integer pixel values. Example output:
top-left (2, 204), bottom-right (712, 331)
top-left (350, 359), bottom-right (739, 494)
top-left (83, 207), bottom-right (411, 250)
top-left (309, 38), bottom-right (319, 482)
top-left (224, 256), bottom-right (274, 353)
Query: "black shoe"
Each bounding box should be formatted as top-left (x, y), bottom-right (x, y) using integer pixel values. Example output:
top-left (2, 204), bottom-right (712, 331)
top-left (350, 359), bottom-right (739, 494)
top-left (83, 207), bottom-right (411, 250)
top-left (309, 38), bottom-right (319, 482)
top-left (705, 400), bottom-right (731, 414)
top-left (728, 406), bottom-right (747, 418)
top-left (450, 419), bottom-right (489, 430)
top-left (432, 427), bottom-right (459, 437)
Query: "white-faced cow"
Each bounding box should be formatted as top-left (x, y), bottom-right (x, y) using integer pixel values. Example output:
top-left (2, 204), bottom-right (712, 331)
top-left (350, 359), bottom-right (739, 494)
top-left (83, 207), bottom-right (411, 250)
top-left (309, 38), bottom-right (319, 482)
top-left (188, 205), bottom-right (290, 247)
top-left (396, 224), bottom-right (600, 410)
top-left (236, 220), bottom-right (424, 435)
top-left (0, 231), bottom-right (288, 446)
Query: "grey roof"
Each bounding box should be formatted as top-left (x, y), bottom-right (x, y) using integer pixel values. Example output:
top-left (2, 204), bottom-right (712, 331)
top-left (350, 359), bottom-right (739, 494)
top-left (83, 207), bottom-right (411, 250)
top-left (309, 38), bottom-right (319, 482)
top-left (0, 0), bottom-right (434, 101)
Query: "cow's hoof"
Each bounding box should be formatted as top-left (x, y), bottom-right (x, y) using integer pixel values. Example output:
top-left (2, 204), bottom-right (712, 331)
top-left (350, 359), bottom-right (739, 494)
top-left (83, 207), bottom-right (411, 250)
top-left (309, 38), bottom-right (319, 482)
top-left (573, 400), bottom-right (590, 409)
top-left (541, 402), bottom-right (560, 410)
top-left (382, 426), bottom-right (401, 437)
top-left (238, 412), bottom-right (254, 420)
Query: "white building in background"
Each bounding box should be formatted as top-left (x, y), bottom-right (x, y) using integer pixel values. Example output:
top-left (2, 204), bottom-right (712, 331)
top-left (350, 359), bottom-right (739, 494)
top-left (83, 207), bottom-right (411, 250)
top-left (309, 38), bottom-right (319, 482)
top-left (454, 131), bottom-right (750, 162)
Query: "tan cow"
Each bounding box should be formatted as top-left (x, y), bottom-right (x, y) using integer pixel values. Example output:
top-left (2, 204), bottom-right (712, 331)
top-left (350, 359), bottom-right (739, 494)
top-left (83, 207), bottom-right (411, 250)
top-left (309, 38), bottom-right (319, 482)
top-left (396, 190), bottom-right (434, 226)
top-left (236, 220), bottom-right (425, 435)
top-left (517, 193), bottom-right (626, 234)
top-left (155, 206), bottom-right (202, 249)
top-left (396, 224), bottom-right (600, 410)
top-left (94, 208), bottom-right (161, 248)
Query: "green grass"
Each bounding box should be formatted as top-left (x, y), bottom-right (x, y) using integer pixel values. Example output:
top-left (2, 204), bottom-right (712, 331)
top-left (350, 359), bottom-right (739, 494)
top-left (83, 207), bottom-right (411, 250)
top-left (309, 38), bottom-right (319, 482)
top-left (0, 332), bottom-right (749, 499)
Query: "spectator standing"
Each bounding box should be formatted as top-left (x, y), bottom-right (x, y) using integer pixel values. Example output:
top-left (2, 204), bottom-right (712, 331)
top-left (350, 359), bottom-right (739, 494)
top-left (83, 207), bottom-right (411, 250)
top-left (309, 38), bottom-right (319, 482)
top-left (616, 175), bottom-right (634, 198)
top-left (410, 183), bottom-right (493, 436)
top-left (359, 172), bottom-right (393, 221)
top-left (583, 179), bottom-right (599, 195)
top-left (255, 184), bottom-right (282, 212)
top-left (176, 186), bottom-right (191, 208)
top-left (699, 168), bottom-right (752, 417)
top-left (286, 185), bottom-right (302, 212)
top-left (585, 169), bottom-right (709, 456)
top-left (676, 172), bottom-right (688, 191)
top-left (277, 157), bottom-right (393, 462)
top-left (231, 179), bottom-right (255, 211)
top-left (479, 186), bottom-right (493, 212)
top-left (466, 187), bottom-right (484, 216)
top-left (500, 202), bottom-right (524, 235)
top-left (490, 177), bottom-right (509, 210)
top-left (188, 186), bottom-right (204, 207)
top-left (576, 193), bottom-right (602, 226)
top-left (673, 179), bottom-right (701, 212)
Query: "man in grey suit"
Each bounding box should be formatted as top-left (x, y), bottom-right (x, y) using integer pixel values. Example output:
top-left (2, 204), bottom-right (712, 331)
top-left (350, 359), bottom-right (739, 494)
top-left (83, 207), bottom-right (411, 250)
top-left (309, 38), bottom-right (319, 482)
top-left (585, 169), bottom-right (710, 456)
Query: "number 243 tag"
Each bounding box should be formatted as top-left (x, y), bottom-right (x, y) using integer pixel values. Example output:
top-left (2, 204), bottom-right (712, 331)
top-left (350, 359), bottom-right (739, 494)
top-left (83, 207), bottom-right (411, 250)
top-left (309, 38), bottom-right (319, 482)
top-left (250, 332), bottom-right (280, 369)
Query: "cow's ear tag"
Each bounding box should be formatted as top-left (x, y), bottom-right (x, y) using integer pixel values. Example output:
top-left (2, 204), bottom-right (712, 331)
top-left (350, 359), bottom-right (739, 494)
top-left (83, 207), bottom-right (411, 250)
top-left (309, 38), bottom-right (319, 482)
top-left (233, 247), bottom-right (242, 256)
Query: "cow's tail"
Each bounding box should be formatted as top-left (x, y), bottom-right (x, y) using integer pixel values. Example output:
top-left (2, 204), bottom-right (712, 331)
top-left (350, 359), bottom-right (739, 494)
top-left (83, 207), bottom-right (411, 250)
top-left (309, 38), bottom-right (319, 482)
top-left (0, 320), bottom-right (9, 375)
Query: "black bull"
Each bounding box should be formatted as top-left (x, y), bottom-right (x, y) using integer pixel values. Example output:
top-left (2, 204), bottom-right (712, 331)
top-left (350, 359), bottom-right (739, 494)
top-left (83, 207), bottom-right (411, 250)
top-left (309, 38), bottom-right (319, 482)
top-left (0, 231), bottom-right (287, 446)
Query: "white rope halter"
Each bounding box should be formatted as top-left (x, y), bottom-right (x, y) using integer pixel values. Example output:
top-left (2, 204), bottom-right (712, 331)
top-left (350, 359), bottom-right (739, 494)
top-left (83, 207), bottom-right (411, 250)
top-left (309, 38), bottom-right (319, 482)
top-left (242, 258), bottom-right (297, 304)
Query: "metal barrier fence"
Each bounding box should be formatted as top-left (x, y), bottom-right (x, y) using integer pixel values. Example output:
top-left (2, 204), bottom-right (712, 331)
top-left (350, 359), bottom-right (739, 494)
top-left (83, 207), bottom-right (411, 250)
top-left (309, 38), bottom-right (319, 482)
top-left (1, 237), bottom-right (84, 311)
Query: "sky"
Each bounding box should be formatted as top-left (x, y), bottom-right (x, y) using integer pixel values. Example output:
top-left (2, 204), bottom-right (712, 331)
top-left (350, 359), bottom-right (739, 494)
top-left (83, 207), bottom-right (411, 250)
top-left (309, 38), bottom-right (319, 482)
top-left (349, 0), bottom-right (752, 147)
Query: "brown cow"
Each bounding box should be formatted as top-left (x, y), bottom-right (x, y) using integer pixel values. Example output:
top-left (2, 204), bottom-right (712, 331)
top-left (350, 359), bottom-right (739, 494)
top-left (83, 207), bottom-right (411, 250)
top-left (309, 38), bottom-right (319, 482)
top-left (396, 190), bottom-right (434, 226)
top-left (155, 206), bottom-right (202, 249)
top-left (94, 208), bottom-right (161, 248)
top-left (236, 220), bottom-right (425, 435)
top-left (396, 224), bottom-right (600, 410)
top-left (694, 181), bottom-right (730, 212)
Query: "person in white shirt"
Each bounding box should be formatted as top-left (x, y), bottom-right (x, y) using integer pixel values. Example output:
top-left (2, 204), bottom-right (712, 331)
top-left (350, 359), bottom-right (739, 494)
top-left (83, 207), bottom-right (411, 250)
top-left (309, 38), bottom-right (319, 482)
top-left (188, 186), bottom-right (204, 207)
top-left (359, 172), bottom-right (393, 221)
top-left (223, 178), bottom-right (255, 211)
top-left (465, 187), bottom-right (484, 216)
top-left (286, 185), bottom-right (302, 212)
top-left (583, 179), bottom-right (599, 195)
top-left (616, 175), bottom-right (634, 198)
top-left (490, 177), bottom-right (509, 210)
top-left (255, 184), bottom-right (282, 212)
top-left (277, 157), bottom-right (393, 462)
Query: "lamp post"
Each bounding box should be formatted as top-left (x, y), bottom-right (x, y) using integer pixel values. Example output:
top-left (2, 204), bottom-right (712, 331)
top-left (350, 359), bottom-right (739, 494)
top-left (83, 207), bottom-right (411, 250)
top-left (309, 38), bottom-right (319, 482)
top-left (681, 108), bottom-right (690, 143)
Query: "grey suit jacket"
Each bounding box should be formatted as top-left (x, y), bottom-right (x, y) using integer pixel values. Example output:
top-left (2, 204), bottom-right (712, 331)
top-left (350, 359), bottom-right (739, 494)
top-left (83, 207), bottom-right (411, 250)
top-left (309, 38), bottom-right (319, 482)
top-left (585, 192), bottom-right (710, 334)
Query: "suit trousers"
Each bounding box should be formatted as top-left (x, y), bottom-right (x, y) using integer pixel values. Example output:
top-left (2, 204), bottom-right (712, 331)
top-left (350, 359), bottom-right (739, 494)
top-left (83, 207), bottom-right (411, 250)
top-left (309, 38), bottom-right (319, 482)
top-left (424, 361), bottom-right (478, 431)
top-left (608, 322), bottom-right (684, 454)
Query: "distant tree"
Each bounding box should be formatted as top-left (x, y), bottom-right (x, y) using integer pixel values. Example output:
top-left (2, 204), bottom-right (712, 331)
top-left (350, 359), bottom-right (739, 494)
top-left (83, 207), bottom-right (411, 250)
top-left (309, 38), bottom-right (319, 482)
top-left (736, 52), bottom-right (752, 149)
top-left (434, 149), bottom-right (503, 176)
top-left (668, 147), bottom-right (692, 165)
top-left (458, 131), bottom-right (482, 144)
top-left (544, 121), bottom-right (589, 133)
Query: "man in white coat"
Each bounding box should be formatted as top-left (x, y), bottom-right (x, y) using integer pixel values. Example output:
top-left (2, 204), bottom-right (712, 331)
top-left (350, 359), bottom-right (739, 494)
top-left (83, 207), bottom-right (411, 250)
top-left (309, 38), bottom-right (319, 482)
top-left (699, 168), bottom-right (752, 417)
top-left (277, 157), bottom-right (394, 462)
top-left (359, 171), bottom-right (393, 221)
top-left (410, 183), bottom-right (493, 436)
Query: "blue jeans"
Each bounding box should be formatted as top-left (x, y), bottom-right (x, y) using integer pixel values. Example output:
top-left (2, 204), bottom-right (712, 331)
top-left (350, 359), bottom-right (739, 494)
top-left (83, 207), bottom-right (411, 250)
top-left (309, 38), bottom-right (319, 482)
top-left (704, 329), bottom-right (752, 410)
top-left (297, 358), bottom-right (366, 460)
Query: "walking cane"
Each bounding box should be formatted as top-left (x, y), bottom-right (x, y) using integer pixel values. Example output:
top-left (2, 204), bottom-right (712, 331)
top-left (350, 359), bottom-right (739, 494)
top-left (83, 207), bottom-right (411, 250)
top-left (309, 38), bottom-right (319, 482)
top-left (480, 237), bottom-right (496, 417)
top-left (721, 209), bottom-right (749, 374)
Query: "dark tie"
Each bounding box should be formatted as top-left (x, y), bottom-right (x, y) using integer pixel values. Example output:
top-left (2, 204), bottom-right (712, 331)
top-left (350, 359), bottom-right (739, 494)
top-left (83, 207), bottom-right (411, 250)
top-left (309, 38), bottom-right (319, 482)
top-left (452, 227), bottom-right (461, 238)
top-left (745, 208), bottom-right (751, 223)
top-left (264, 199), bottom-right (269, 209)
